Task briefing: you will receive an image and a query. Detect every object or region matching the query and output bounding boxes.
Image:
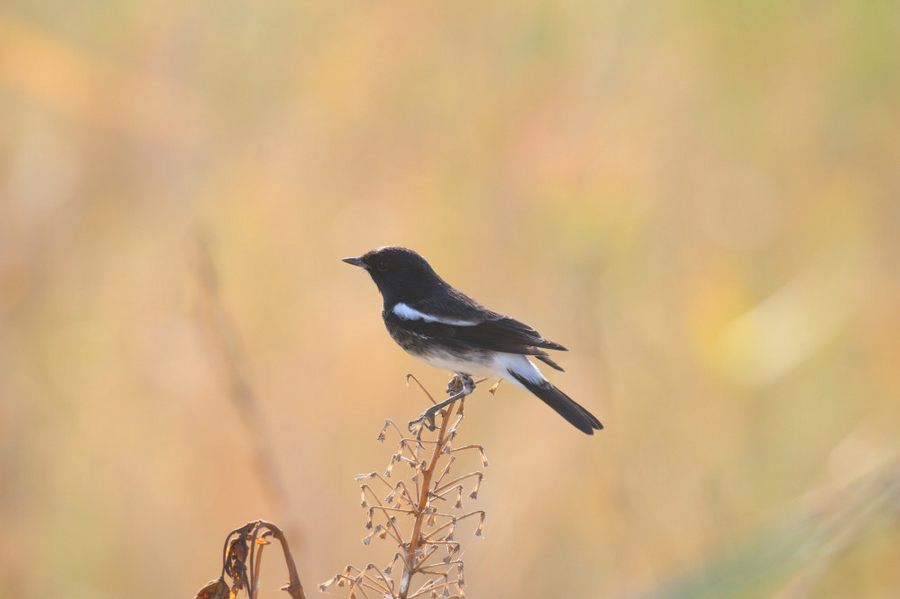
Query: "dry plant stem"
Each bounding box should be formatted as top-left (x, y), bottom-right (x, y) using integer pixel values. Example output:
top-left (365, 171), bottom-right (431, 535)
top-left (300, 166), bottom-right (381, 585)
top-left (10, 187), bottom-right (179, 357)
top-left (196, 520), bottom-right (306, 599)
top-left (194, 237), bottom-right (291, 521)
top-left (323, 380), bottom-right (486, 599)
top-left (399, 400), bottom-right (462, 599)
top-left (268, 526), bottom-right (307, 599)
top-left (405, 373), bottom-right (436, 404)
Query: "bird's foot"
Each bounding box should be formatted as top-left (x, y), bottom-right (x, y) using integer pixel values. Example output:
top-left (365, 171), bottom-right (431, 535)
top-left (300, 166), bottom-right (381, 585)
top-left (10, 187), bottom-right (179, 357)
top-left (446, 373), bottom-right (475, 396)
top-left (488, 379), bottom-right (502, 395)
top-left (446, 375), bottom-right (462, 395)
top-left (409, 374), bottom-right (476, 433)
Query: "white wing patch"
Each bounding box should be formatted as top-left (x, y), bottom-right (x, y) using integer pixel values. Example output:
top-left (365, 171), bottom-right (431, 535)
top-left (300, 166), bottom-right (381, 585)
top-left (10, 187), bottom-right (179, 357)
top-left (392, 302), bottom-right (479, 326)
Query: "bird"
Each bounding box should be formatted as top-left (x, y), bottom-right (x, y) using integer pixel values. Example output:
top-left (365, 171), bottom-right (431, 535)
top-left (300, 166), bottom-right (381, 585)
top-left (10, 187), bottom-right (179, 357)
top-left (342, 246), bottom-right (603, 435)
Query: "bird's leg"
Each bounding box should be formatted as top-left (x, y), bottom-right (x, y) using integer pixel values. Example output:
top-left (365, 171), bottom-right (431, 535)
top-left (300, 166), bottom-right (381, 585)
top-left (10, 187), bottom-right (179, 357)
top-left (409, 373), bottom-right (476, 432)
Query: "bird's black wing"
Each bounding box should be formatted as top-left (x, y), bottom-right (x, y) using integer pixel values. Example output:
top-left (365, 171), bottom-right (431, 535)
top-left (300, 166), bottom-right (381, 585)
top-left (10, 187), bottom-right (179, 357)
top-left (395, 290), bottom-right (567, 365)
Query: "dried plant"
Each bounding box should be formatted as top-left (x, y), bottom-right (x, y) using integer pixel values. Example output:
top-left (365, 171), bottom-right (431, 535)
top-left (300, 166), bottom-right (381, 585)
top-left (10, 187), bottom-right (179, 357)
top-left (320, 375), bottom-right (488, 599)
top-left (193, 520), bottom-right (307, 599)
top-left (192, 240), bottom-right (488, 598)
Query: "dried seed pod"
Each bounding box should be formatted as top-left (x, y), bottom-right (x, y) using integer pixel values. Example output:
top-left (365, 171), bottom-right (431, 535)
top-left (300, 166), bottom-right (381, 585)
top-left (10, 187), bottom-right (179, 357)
top-left (469, 474), bottom-right (482, 500)
top-left (362, 527), bottom-right (379, 545)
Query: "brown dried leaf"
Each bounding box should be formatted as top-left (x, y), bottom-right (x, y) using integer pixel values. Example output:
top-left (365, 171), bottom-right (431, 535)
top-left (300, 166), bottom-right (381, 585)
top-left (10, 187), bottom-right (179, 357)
top-left (194, 578), bottom-right (229, 599)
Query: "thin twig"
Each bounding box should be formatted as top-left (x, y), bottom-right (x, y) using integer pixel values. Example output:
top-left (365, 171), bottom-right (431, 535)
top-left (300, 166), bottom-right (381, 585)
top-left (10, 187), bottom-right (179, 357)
top-left (399, 400), bottom-right (463, 599)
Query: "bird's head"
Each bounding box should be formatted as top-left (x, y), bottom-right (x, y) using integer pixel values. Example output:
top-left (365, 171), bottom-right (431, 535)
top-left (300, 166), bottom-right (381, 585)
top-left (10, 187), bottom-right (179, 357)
top-left (343, 246), bottom-right (443, 302)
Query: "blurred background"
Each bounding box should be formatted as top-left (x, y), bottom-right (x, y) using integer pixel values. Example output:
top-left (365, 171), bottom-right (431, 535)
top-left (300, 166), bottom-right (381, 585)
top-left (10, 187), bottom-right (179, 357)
top-left (1, 2), bottom-right (899, 598)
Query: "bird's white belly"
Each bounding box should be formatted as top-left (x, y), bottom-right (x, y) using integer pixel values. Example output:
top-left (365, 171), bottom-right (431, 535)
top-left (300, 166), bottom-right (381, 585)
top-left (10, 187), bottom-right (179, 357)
top-left (418, 351), bottom-right (496, 377)
top-left (415, 349), bottom-right (545, 386)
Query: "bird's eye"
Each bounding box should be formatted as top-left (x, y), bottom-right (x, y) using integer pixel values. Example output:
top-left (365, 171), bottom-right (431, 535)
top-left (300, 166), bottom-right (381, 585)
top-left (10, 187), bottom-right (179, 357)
top-left (376, 259), bottom-right (388, 272)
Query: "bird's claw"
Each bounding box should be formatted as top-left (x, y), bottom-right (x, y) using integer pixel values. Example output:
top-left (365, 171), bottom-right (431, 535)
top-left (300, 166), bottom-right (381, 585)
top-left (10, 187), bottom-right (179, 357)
top-left (446, 376), bottom-right (463, 396)
top-left (448, 373), bottom-right (475, 395)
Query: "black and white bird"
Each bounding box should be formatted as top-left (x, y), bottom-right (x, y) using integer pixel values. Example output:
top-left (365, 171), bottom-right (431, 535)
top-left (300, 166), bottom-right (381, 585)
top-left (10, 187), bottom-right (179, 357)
top-left (343, 246), bottom-right (603, 435)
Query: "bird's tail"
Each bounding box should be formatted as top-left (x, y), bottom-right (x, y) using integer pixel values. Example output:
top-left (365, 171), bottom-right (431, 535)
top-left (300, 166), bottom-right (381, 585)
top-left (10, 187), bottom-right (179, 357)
top-left (506, 366), bottom-right (603, 435)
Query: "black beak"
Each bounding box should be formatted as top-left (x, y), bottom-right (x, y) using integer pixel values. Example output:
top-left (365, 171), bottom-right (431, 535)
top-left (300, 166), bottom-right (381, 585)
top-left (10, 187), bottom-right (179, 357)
top-left (342, 256), bottom-right (367, 268)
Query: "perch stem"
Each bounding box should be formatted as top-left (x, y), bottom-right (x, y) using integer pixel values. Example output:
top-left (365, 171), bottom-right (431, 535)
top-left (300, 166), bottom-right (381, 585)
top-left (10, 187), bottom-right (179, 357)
top-left (398, 399), bottom-right (460, 598)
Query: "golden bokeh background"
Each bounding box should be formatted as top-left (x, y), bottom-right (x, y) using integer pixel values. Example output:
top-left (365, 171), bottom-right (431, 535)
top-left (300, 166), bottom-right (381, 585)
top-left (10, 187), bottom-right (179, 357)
top-left (2, 2), bottom-right (898, 598)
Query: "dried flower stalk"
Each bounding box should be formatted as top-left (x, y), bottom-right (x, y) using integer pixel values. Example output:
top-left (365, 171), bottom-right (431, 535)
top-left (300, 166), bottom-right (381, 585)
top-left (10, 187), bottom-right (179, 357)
top-left (193, 520), bottom-right (307, 599)
top-left (321, 376), bottom-right (488, 599)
